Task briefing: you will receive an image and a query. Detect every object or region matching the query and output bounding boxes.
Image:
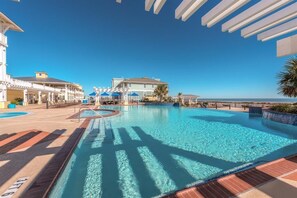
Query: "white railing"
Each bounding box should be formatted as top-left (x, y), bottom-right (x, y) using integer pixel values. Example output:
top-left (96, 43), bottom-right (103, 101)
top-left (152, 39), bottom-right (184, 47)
top-left (3, 75), bottom-right (62, 93)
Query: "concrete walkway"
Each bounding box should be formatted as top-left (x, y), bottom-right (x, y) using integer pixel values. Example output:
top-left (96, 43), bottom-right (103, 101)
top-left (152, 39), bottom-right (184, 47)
top-left (0, 104), bottom-right (84, 197)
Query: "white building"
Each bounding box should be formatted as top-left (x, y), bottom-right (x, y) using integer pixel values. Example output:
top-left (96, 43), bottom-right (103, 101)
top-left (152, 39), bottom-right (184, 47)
top-left (0, 12), bottom-right (84, 108)
top-left (112, 77), bottom-right (168, 99)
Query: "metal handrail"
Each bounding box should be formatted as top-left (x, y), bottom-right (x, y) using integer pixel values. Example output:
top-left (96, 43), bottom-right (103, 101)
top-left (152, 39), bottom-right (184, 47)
top-left (78, 106), bottom-right (105, 123)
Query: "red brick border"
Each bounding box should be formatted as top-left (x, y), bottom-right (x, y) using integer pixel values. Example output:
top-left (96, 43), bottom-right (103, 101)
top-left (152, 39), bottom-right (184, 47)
top-left (22, 118), bottom-right (91, 198)
top-left (164, 155), bottom-right (297, 198)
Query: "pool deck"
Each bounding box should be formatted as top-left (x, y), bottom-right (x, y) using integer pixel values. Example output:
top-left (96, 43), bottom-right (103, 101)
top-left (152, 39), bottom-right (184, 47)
top-left (0, 104), bottom-right (86, 197)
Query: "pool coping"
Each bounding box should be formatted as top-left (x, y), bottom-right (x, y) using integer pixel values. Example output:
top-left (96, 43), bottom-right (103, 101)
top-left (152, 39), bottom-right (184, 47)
top-left (22, 109), bottom-right (120, 197)
top-left (163, 153), bottom-right (297, 198)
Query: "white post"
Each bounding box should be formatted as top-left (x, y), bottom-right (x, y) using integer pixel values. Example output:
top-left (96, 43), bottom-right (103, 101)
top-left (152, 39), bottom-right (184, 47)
top-left (65, 85), bottom-right (68, 101)
top-left (38, 91), bottom-right (42, 104)
top-left (51, 92), bottom-right (54, 102)
top-left (0, 26), bottom-right (8, 108)
top-left (48, 92), bottom-right (51, 102)
top-left (23, 89), bottom-right (28, 106)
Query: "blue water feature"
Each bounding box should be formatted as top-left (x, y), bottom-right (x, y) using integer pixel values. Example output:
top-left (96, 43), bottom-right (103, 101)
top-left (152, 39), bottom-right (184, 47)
top-left (50, 106), bottom-right (297, 198)
top-left (0, 112), bottom-right (27, 119)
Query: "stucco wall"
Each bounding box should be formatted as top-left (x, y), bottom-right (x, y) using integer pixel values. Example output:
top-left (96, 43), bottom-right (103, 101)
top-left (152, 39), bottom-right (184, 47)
top-left (7, 89), bottom-right (23, 102)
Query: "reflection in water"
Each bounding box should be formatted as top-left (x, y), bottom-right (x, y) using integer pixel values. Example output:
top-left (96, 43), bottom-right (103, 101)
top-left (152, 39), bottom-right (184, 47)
top-left (262, 119), bottom-right (297, 139)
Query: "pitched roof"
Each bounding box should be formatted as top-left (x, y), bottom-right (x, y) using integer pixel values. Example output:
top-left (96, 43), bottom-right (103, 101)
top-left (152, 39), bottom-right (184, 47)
top-left (121, 77), bottom-right (167, 85)
top-left (15, 77), bottom-right (70, 84)
top-left (0, 12), bottom-right (23, 32)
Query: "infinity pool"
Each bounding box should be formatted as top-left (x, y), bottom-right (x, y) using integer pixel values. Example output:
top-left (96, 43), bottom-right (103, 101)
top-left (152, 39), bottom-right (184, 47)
top-left (0, 112), bottom-right (27, 119)
top-left (50, 106), bottom-right (297, 198)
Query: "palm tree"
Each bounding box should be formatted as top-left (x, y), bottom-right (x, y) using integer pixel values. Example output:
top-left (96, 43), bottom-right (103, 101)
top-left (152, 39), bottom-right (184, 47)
top-left (154, 84), bottom-right (168, 102)
top-left (177, 92), bottom-right (183, 104)
top-left (278, 58), bottom-right (297, 97)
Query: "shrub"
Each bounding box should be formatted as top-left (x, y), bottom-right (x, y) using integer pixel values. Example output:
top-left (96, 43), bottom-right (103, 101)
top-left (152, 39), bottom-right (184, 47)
top-left (10, 101), bottom-right (18, 105)
top-left (270, 104), bottom-right (297, 114)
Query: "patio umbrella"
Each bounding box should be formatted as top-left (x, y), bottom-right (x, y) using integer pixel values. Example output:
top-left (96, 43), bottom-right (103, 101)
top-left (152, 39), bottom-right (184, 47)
top-left (131, 92), bottom-right (139, 97)
top-left (111, 92), bottom-right (120, 97)
top-left (101, 92), bottom-right (109, 96)
top-left (89, 92), bottom-right (96, 96)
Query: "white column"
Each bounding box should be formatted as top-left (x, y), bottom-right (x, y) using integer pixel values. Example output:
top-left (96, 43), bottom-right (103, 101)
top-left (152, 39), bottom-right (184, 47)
top-left (51, 92), bottom-right (54, 102)
top-left (38, 91), bottom-right (42, 104)
top-left (65, 85), bottom-right (68, 101)
top-left (0, 84), bottom-right (7, 108)
top-left (0, 29), bottom-right (8, 108)
top-left (23, 89), bottom-right (28, 106)
top-left (47, 92), bottom-right (51, 102)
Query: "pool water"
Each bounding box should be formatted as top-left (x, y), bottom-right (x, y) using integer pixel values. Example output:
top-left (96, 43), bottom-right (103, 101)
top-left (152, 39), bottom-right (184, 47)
top-left (50, 106), bottom-right (297, 198)
top-left (0, 112), bottom-right (27, 119)
top-left (79, 110), bottom-right (114, 118)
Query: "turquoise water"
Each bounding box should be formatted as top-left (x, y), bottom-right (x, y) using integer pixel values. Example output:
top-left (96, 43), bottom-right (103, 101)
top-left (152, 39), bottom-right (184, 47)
top-left (0, 112), bottom-right (27, 119)
top-left (50, 106), bottom-right (297, 198)
top-left (80, 110), bottom-right (114, 118)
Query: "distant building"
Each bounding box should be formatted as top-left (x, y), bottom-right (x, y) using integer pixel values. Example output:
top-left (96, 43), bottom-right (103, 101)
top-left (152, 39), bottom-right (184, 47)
top-left (112, 77), bottom-right (168, 99)
top-left (15, 72), bottom-right (84, 103)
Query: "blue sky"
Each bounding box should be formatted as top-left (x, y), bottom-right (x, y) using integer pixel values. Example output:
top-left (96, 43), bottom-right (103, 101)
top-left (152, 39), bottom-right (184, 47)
top-left (1, 0), bottom-right (293, 97)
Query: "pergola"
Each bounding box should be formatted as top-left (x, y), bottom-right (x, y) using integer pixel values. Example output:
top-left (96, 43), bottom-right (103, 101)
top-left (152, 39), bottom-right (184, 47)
top-left (93, 87), bottom-right (130, 105)
top-left (116, 0), bottom-right (297, 57)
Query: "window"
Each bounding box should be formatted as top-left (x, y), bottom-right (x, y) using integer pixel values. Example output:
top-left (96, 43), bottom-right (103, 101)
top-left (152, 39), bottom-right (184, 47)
top-left (129, 83), bottom-right (131, 87)
top-left (39, 73), bottom-right (42, 76)
top-left (152, 84), bottom-right (154, 88)
top-left (144, 84), bottom-right (146, 88)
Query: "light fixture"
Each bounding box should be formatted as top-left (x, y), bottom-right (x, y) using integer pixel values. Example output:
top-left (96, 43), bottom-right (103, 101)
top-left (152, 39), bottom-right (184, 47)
top-left (222, 0), bottom-right (292, 33)
top-left (202, 0), bottom-right (250, 28)
top-left (145, 0), bottom-right (156, 11)
top-left (116, 0), bottom-right (122, 3)
top-left (258, 18), bottom-right (297, 41)
top-left (242, 2), bottom-right (297, 38)
top-left (181, 0), bottom-right (208, 22)
top-left (154, 0), bottom-right (167, 15)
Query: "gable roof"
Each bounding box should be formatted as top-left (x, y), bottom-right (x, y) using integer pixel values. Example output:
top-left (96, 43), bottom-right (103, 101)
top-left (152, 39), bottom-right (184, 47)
top-left (0, 12), bottom-right (23, 32)
top-left (121, 77), bottom-right (167, 85)
top-left (15, 77), bottom-right (70, 84)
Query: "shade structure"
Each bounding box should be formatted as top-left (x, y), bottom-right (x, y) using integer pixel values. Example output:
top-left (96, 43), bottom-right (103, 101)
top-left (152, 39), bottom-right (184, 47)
top-left (129, 92), bottom-right (139, 97)
top-left (100, 92), bottom-right (110, 96)
top-left (111, 92), bottom-right (121, 97)
top-left (89, 92), bottom-right (96, 96)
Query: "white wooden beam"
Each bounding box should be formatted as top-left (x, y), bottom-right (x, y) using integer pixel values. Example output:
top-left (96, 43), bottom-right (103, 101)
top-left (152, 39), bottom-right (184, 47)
top-left (175, 0), bottom-right (196, 20)
top-left (277, 34), bottom-right (297, 57)
top-left (145, 0), bottom-right (156, 11)
top-left (242, 2), bottom-right (297, 38)
top-left (154, 0), bottom-right (167, 14)
top-left (258, 18), bottom-right (297, 41)
top-left (222, 0), bottom-right (292, 33)
top-left (181, 0), bottom-right (208, 22)
top-left (202, 0), bottom-right (250, 28)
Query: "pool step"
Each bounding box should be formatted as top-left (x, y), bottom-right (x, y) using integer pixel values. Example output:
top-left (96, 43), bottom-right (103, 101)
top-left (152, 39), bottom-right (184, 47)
top-left (98, 119), bottom-right (114, 143)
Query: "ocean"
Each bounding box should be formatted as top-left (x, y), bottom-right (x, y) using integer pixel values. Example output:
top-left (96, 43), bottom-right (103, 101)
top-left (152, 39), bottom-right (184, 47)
top-left (198, 98), bottom-right (297, 103)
